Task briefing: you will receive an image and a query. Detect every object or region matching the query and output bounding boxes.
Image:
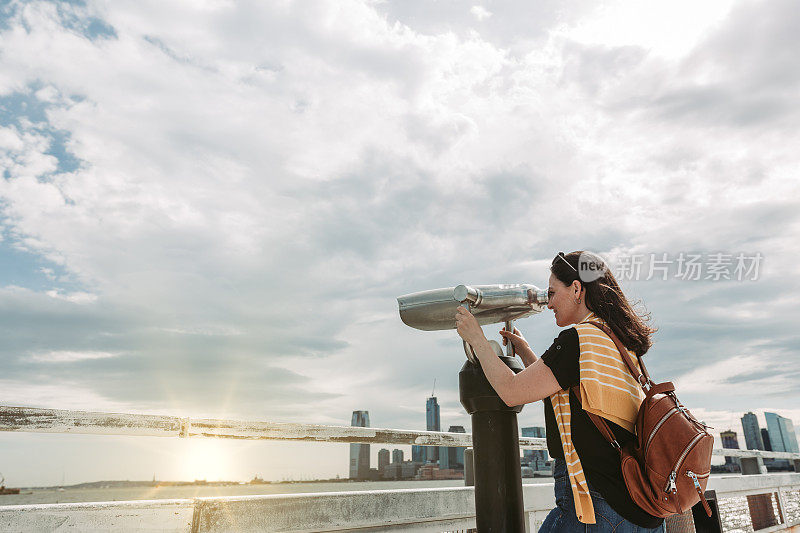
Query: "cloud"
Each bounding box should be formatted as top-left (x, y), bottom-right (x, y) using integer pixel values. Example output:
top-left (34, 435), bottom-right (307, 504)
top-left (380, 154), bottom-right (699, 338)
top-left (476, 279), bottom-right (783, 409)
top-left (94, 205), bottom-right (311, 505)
top-left (45, 289), bottom-right (97, 303)
top-left (655, 0), bottom-right (800, 129)
top-left (0, 379), bottom-right (133, 411)
top-left (674, 353), bottom-right (798, 396)
top-left (28, 350), bottom-right (118, 363)
top-left (470, 6), bottom-right (492, 21)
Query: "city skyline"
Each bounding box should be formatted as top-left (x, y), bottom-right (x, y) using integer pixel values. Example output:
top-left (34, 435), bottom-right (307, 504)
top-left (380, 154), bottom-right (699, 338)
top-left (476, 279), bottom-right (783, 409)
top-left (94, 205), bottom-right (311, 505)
top-left (341, 400), bottom-right (800, 484)
top-left (347, 399), bottom-right (467, 481)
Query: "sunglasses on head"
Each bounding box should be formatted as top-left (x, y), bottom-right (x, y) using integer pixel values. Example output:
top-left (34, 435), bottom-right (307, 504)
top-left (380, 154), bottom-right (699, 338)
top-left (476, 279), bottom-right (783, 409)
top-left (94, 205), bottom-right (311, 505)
top-left (553, 251), bottom-right (578, 273)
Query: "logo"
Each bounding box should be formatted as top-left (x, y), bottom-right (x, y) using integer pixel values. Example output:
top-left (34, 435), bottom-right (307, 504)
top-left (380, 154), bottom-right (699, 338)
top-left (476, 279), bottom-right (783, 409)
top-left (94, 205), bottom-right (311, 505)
top-left (577, 251), bottom-right (608, 282)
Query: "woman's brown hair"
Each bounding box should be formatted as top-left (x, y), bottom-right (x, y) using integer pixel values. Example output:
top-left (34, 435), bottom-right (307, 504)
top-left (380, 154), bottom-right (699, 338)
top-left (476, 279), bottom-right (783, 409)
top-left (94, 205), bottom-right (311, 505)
top-left (550, 251), bottom-right (656, 356)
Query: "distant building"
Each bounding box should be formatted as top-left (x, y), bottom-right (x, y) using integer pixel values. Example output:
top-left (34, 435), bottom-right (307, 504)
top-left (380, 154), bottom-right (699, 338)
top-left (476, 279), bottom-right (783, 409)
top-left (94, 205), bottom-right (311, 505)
top-left (378, 449), bottom-right (390, 472)
top-left (766, 413), bottom-right (789, 453)
top-left (521, 427), bottom-right (548, 470)
top-left (411, 445), bottom-right (424, 463)
top-left (765, 412), bottom-right (798, 468)
top-left (392, 449), bottom-right (404, 464)
top-left (414, 463), bottom-right (463, 480)
top-left (783, 418), bottom-right (799, 453)
top-left (441, 425), bottom-right (466, 470)
top-left (761, 428), bottom-right (772, 451)
top-left (720, 430), bottom-right (740, 450)
top-left (349, 411), bottom-right (370, 479)
top-left (720, 430), bottom-right (741, 471)
top-left (741, 412), bottom-right (765, 450)
top-left (383, 460), bottom-right (421, 480)
top-left (426, 396), bottom-right (441, 463)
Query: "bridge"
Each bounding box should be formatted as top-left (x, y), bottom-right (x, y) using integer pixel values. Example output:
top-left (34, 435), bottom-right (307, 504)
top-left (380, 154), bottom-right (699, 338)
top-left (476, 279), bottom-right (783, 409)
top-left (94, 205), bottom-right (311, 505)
top-left (1, 405), bottom-right (799, 532)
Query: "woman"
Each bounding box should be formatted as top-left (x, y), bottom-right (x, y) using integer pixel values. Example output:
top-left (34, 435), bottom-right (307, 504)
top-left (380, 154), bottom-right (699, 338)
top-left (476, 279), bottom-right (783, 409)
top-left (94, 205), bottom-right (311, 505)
top-left (455, 251), bottom-right (664, 532)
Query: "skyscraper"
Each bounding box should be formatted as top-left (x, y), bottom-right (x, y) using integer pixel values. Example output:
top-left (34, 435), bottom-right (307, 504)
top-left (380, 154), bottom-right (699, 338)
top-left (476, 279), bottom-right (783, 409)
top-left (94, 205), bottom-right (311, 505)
top-left (740, 412), bottom-right (765, 450)
top-left (411, 445), bottom-right (424, 463)
top-left (441, 425), bottom-right (466, 470)
top-left (426, 396), bottom-right (441, 463)
top-left (765, 412), bottom-right (798, 468)
top-left (784, 418), bottom-right (799, 453)
top-left (378, 449), bottom-right (390, 472)
top-left (765, 412), bottom-right (789, 453)
top-left (392, 449), bottom-right (404, 464)
top-left (720, 430), bottom-right (741, 469)
top-left (720, 430), bottom-right (740, 448)
top-left (349, 410), bottom-right (370, 479)
top-left (761, 428), bottom-right (772, 451)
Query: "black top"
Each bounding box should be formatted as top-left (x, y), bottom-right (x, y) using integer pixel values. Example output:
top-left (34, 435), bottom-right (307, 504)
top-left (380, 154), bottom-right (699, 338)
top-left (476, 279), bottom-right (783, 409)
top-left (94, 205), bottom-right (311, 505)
top-left (541, 328), bottom-right (664, 529)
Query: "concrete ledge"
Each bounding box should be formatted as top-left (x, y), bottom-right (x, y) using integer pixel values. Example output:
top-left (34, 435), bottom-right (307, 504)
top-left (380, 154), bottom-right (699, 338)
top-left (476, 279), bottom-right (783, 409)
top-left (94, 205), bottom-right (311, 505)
top-left (193, 487), bottom-right (477, 532)
top-left (0, 498), bottom-right (194, 532)
top-left (708, 473), bottom-right (800, 497)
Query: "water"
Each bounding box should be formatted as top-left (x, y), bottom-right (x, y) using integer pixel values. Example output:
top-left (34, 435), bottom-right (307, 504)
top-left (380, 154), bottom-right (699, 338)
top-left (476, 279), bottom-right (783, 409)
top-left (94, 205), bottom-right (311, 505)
top-left (1, 479), bottom-right (524, 506)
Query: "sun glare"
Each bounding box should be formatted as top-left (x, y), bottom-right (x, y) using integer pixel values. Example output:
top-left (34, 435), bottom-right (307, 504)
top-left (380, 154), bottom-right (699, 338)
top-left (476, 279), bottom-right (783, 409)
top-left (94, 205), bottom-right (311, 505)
top-left (179, 439), bottom-right (235, 481)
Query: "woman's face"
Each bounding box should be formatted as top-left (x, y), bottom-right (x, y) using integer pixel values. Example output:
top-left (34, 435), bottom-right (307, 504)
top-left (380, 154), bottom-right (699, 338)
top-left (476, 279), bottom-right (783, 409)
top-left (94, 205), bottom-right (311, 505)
top-left (547, 273), bottom-right (582, 327)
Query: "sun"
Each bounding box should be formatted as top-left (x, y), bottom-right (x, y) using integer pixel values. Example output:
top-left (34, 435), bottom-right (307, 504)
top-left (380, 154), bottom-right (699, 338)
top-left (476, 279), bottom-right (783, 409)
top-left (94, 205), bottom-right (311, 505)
top-left (179, 439), bottom-right (235, 481)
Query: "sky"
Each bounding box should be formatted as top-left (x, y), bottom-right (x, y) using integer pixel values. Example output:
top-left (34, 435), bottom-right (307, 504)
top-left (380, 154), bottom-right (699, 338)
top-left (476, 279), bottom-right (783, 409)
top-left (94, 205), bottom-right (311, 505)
top-left (0, 0), bottom-right (799, 486)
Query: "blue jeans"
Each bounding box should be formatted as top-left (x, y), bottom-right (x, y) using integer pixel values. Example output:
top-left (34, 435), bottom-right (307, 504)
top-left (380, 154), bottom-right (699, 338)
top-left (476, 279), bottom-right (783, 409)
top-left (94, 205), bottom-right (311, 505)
top-left (538, 459), bottom-right (665, 533)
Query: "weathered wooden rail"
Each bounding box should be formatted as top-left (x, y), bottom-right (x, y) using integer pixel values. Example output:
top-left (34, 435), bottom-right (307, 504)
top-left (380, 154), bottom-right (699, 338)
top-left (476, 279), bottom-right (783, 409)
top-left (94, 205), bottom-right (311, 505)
top-left (3, 405), bottom-right (799, 463)
top-left (0, 404), bottom-right (544, 449)
top-left (2, 404), bottom-right (800, 532)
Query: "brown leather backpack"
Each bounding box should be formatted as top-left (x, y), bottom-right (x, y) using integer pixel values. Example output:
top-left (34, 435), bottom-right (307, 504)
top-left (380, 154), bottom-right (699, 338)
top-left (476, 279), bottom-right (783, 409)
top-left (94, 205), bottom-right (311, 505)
top-left (571, 322), bottom-right (714, 518)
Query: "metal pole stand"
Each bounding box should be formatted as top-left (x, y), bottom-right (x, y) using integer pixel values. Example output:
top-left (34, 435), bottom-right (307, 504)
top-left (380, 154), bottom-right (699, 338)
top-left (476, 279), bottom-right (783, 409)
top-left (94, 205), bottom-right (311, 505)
top-left (459, 356), bottom-right (525, 532)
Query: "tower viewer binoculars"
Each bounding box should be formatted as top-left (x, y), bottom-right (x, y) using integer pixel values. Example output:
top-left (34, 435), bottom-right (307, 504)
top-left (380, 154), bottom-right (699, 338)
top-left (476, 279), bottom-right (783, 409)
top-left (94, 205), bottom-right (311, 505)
top-left (397, 284), bottom-right (549, 362)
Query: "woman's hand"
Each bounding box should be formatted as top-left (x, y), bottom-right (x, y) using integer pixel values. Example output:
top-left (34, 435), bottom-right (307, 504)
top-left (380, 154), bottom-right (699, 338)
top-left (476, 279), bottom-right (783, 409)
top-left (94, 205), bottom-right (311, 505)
top-left (499, 327), bottom-right (529, 350)
top-left (499, 327), bottom-right (537, 365)
top-left (455, 306), bottom-right (486, 346)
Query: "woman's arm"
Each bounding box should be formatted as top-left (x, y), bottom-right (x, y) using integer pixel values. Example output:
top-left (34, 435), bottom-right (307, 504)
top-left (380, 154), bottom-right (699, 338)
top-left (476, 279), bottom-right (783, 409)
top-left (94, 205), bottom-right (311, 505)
top-left (519, 352), bottom-right (537, 368)
top-left (456, 308), bottom-right (563, 407)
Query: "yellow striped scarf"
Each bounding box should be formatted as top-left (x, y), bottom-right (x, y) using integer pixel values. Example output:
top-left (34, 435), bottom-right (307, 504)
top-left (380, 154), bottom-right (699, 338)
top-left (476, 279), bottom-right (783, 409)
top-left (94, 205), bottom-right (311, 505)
top-left (549, 311), bottom-right (645, 524)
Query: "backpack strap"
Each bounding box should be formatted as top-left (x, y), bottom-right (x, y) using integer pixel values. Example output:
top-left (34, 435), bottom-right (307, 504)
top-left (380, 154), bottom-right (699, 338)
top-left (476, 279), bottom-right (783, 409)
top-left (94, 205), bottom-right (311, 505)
top-left (570, 385), bottom-right (623, 453)
top-left (586, 321), bottom-right (653, 391)
top-left (571, 321), bottom-right (654, 451)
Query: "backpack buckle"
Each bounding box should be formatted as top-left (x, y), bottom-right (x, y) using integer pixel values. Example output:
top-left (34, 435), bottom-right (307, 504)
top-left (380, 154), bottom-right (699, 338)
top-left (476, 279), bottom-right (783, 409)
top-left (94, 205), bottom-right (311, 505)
top-left (638, 375), bottom-right (651, 390)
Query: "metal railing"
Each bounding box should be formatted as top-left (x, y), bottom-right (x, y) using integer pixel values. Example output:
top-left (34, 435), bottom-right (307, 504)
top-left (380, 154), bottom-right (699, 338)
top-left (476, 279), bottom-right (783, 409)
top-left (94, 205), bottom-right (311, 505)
top-left (2, 404), bottom-right (800, 532)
